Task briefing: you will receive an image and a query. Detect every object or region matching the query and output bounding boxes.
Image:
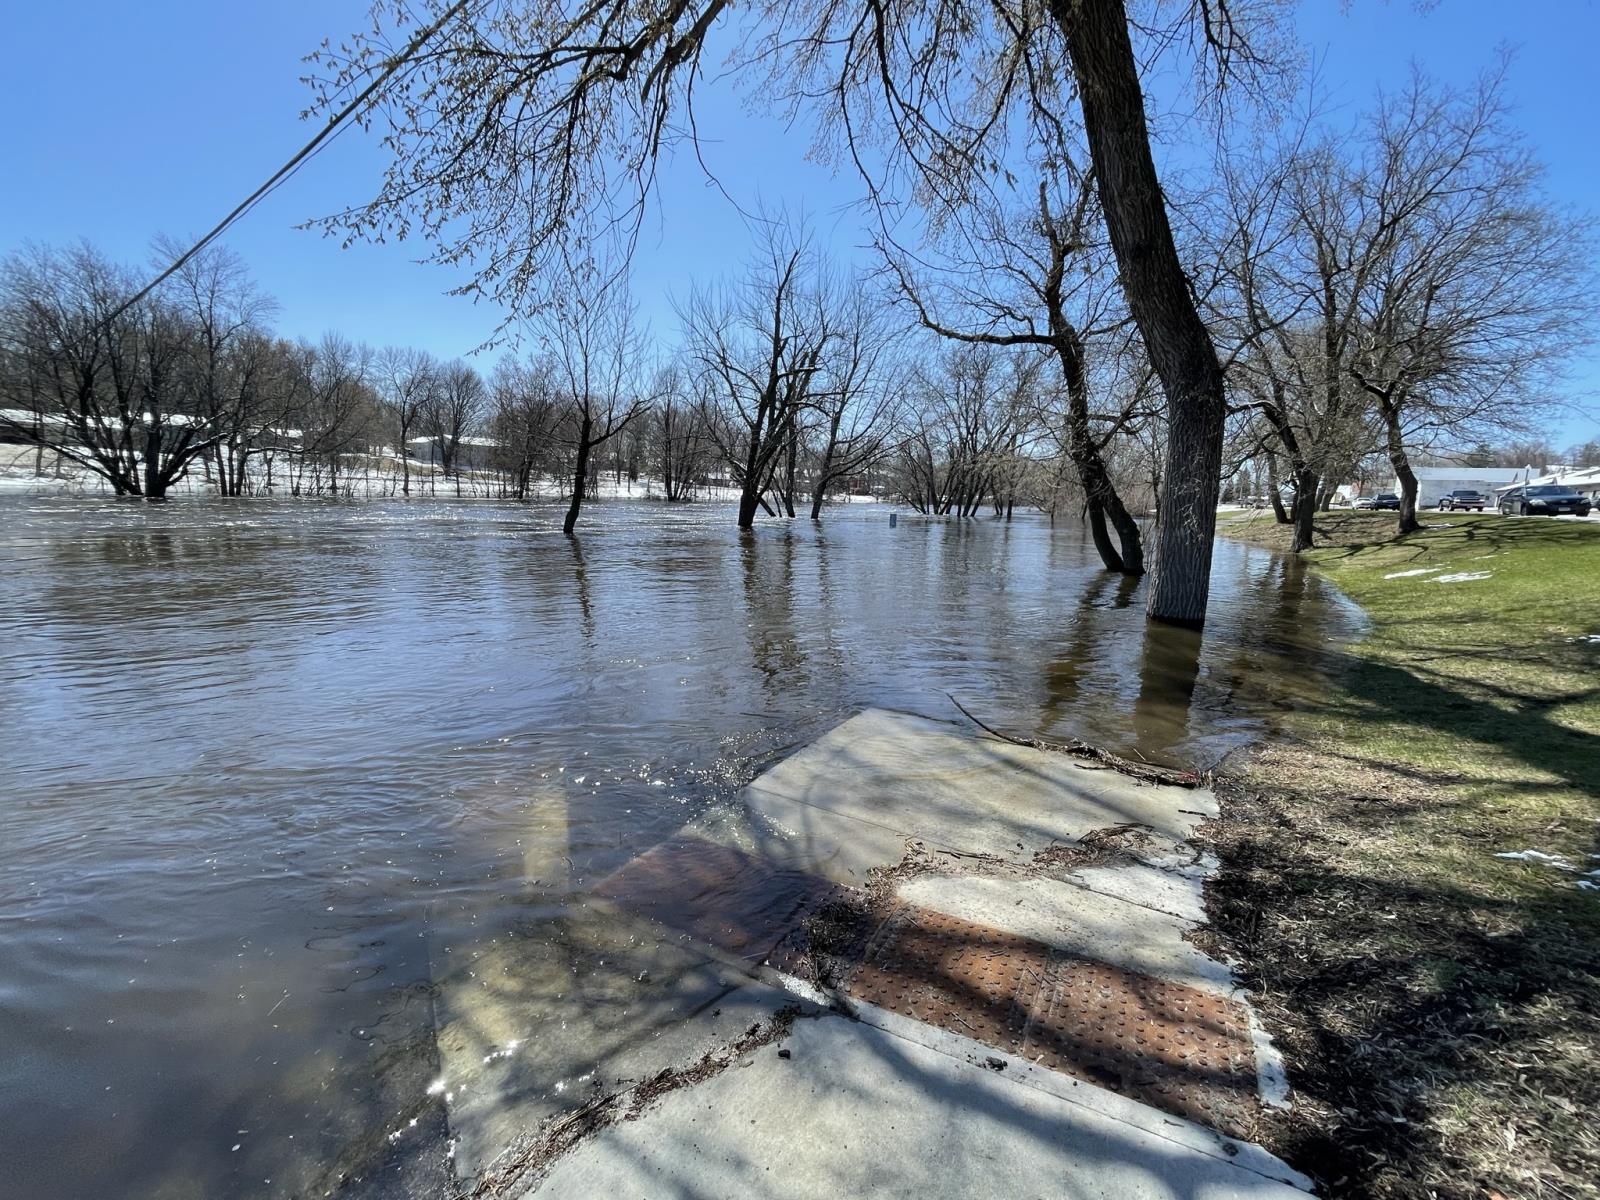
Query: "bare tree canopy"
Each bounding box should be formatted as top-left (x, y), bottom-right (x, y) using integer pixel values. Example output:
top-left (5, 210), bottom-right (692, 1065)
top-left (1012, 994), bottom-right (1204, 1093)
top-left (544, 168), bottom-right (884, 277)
top-left (1202, 62), bottom-right (1596, 538)
top-left (306, 0), bottom-right (1291, 623)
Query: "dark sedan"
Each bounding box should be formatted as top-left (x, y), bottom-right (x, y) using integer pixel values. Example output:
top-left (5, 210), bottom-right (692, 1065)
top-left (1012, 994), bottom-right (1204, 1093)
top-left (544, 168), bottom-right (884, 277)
top-left (1370, 492), bottom-right (1401, 510)
top-left (1500, 484), bottom-right (1593, 517)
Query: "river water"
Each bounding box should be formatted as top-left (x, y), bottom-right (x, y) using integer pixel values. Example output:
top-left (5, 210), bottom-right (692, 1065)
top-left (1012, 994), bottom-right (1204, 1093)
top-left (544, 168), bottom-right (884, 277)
top-left (0, 497), bottom-right (1358, 1198)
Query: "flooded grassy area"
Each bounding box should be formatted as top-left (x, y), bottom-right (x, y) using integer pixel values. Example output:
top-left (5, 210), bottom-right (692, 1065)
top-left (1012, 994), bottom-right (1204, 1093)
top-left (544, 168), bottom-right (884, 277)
top-left (1209, 510), bottom-right (1600, 1200)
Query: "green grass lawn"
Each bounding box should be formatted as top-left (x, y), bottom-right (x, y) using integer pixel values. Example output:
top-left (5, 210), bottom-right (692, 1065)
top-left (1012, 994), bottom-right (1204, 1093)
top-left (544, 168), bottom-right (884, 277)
top-left (1208, 510), bottom-right (1600, 1200)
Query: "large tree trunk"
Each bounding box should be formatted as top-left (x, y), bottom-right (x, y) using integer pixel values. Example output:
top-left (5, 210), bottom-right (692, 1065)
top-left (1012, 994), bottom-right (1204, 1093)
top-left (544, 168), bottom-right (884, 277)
top-left (1290, 467), bottom-right (1319, 554)
top-left (564, 417), bottom-right (592, 536)
top-left (1378, 397), bottom-right (1421, 535)
top-left (1056, 0), bottom-right (1227, 627)
top-left (736, 485), bottom-right (762, 528)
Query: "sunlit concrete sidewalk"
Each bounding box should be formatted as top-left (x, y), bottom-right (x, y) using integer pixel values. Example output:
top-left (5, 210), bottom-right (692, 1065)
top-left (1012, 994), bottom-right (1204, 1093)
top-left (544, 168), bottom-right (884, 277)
top-left (433, 709), bottom-right (1312, 1198)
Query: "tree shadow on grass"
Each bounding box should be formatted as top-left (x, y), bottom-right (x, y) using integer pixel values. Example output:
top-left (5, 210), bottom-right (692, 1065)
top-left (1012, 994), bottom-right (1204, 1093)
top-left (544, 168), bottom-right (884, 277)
top-left (1204, 798), bottom-right (1600, 1200)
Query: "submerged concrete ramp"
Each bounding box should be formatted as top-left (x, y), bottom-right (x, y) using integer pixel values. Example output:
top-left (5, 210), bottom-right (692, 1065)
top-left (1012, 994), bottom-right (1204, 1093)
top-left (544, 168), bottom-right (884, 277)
top-left (703, 708), bottom-right (1213, 887)
top-left (436, 708), bottom-right (1306, 1198)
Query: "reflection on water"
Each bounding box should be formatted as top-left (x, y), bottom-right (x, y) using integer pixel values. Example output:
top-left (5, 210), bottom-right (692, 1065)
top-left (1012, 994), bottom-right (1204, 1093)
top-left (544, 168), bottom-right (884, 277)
top-left (0, 497), bottom-right (1359, 1198)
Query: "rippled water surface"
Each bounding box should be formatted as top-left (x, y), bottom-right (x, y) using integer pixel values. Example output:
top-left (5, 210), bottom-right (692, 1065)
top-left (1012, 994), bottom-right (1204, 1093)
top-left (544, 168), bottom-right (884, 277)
top-left (0, 497), bottom-right (1358, 1198)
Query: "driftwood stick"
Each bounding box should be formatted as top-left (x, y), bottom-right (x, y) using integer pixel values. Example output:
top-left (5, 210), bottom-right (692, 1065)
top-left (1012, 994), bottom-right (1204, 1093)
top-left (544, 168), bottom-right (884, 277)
top-left (946, 693), bottom-right (1201, 789)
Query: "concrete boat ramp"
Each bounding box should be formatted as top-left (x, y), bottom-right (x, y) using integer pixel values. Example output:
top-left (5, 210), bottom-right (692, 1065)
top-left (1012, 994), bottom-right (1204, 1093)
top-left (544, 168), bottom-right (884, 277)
top-left (419, 709), bottom-right (1310, 1198)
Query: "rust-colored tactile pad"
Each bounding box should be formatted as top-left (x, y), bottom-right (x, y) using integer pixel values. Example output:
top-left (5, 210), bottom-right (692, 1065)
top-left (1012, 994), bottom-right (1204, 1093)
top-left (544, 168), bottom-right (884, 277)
top-left (838, 905), bottom-right (1260, 1136)
top-left (597, 838), bottom-right (1259, 1135)
top-left (594, 836), bottom-right (838, 962)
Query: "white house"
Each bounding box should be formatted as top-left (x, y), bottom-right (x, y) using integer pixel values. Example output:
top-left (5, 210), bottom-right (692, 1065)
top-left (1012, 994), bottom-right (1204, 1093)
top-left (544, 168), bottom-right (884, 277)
top-left (1399, 466), bottom-right (1526, 508)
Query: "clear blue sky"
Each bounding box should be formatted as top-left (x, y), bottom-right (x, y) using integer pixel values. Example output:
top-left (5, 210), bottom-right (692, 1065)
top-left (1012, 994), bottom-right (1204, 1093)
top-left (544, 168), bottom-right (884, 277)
top-left (2, 1), bottom-right (1595, 446)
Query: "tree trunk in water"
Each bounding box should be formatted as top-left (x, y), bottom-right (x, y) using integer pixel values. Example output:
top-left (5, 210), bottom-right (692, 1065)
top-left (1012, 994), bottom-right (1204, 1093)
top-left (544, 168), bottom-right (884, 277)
top-left (563, 419), bottom-right (592, 536)
top-left (1291, 468), bottom-right (1318, 554)
top-left (737, 487), bottom-right (762, 529)
top-left (1086, 500), bottom-right (1126, 573)
top-left (144, 427), bottom-right (165, 499)
top-left (809, 480), bottom-right (827, 521)
top-left (1056, 0), bottom-right (1225, 626)
top-left (781, 428), bottom-right (798, 518)
top-left (1061, 346), bottom-right (1143, 574)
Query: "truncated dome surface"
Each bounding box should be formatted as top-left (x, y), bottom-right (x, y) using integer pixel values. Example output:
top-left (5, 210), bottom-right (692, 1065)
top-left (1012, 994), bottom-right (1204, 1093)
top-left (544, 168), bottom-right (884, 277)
top-left (599, 835), bottom-right (1260, 1135)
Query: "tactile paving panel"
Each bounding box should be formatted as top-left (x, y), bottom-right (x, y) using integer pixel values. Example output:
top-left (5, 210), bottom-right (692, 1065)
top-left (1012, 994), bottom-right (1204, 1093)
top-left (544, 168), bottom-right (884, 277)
top-left (845, 907), bottom-right (1053, 1048)
top-left (594, 835), bottom-right (839, 962)
top-left (840, 904), bottom-right (1260, 1136)
top-left (1025, 955), bottom-right (1258, 1134)
top-left (598, 837), bottom-right (1260, 1136)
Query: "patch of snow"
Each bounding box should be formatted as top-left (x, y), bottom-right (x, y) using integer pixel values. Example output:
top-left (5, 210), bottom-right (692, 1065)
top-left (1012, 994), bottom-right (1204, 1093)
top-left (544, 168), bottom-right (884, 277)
top-left (1432, 571), bottom-right (1492, 583)
top-left (1384, 567), bottom-right (1442, 579)
top-left (1494, 850), bottom-right (1576, 871)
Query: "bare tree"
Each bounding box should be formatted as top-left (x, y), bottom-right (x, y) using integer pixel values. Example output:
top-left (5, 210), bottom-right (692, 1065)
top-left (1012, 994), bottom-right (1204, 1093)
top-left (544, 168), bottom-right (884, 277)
top-left (650, 365), bottom-right (713, 502)
top-left (488, 353), bottom-right (560, 500)
top-left (422, 359), bottom-right (486, 496)
top-left (805, 286), bottom-right (902, 519)
top-left (156, 239), bottom-right (283, 497)
top-left (883, 166), bottom-right (1150, 572)
top-left (893, 343), bottom-right (1042, 518)
top-left (540, 282), bottom-right (651, 535)
top-left (1344, 69), bottom-right (1594, 532)
top-left (288, 334), bottom-right (378, 496)
top-left (377, 346), bottom-right (438, 496)
top-left (1203, 64), bottom-right (1593, 540)
top-left (683, 227), bottom-right (830, 529)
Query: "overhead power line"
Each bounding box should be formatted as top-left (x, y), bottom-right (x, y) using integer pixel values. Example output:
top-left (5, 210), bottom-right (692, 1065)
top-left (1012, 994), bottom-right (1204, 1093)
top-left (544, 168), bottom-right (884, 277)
top-left (105, 0), bottom-right (472, 325)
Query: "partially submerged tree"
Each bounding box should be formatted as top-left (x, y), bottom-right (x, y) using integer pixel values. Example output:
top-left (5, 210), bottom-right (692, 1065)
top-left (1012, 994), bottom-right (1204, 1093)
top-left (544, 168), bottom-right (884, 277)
top-left (651, 366), bottom-right (714, 502)
top-left (377, 346), bottom-right (438, 495)
top-left (540, 281), bottom-right (651, 535)
top-left (804, 289), bottom-right (901, 520)
top-left (422, 359), bottom-right (486, 496)
top-left (288, 334), bottom-right (379, 496)
top-left (682, 227), bottom-right (830, 530)
top-left (487, 352), bottom-right (560, 500)
top-left (893, 343), bottom-right (1043, 518)
top-left (883, 166), bottom-right (1150, 572)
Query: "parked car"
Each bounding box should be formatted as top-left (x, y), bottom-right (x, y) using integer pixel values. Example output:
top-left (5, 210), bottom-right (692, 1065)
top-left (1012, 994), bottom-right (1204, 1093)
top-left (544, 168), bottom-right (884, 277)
top-left (1370, 493), bottom-right (1401, 511)
top-left (1353, 496), bottom-right (1374, 509)
top-left (1437, 489), bottom-right (1488, 511)
top-left (1500, 484), bottom-right (1593, 517)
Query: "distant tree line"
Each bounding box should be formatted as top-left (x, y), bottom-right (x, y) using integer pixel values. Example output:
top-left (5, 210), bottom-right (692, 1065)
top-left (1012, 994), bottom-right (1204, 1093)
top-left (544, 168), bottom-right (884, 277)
top-left (0, 232), bottom-right (1165, 533)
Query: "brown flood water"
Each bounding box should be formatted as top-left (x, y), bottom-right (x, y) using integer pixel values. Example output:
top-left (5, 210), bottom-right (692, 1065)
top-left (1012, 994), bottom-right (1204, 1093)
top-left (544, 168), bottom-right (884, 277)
top-left (0, 496), bottom-right (1360, 1198)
